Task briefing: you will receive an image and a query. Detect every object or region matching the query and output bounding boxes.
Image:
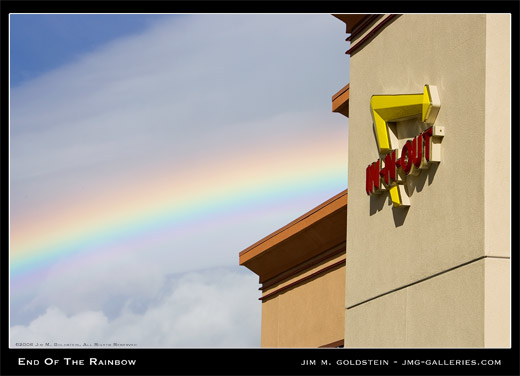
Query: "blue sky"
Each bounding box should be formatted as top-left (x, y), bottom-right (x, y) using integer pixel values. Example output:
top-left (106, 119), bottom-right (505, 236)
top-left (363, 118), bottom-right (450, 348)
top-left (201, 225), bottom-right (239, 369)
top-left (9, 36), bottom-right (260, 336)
top-left (9, 14), bottom-right (350, 348)
top-left (10, 14), bottom-right (177, 86)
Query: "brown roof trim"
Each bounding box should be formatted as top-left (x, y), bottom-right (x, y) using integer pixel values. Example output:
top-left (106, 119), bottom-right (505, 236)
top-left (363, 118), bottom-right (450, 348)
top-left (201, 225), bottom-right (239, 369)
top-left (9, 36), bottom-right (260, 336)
top-left (239, 189), bottom-right (348, 259)
top-left (319, 339), bottom-right (344, 348)
top-left (346, 15), bottom-right (381, 42)
top-left (332, 14), bottom-right (371, 33)
top-left (239, 189), bottom-right (347, 282)
top-left (332, 83), bottom-right (349, 102)
top-left (259, 244), bottom-right (346, 291)
top-left (332, 83), bottom-right (349, 117)
top-left (346, 15), bottom-right (399, 55)
top-left (259, 258), bottom-right (346, 301)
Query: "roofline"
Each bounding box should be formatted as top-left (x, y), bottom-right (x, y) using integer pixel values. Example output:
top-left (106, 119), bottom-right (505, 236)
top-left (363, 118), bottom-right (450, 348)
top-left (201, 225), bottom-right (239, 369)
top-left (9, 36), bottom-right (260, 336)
top-left (239, 189), bottom-right (348, 260)
top-left (332, 14), bottom-right (374, 33)
top-left (332, 83), bottom-right (349, 117)
top-left (332, 83), bottom-right (349, 102)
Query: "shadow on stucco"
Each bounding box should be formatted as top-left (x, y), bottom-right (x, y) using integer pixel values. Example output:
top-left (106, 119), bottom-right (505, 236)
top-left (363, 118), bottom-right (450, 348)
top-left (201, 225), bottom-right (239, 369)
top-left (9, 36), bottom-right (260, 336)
top-left (369, 162), bottom-right (440, 228)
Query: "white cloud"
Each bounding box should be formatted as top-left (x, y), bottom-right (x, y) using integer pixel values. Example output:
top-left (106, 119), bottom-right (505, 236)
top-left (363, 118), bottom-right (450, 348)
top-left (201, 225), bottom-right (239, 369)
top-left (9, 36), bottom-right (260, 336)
top-left (10, 14), bottom-right (347, 184)
top-left (11, 267), bottom-right (261, 348)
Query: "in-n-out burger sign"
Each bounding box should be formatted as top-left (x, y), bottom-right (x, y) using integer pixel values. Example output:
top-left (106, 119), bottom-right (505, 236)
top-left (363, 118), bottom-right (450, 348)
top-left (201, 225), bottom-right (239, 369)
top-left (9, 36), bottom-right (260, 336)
top-left (366, 85), bottom-right (444, 207)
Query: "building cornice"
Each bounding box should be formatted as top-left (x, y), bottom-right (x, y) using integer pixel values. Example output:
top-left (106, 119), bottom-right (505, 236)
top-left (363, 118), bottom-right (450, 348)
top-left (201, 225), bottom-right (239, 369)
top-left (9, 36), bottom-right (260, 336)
top-left (239, 189), bottom-right (347, 283)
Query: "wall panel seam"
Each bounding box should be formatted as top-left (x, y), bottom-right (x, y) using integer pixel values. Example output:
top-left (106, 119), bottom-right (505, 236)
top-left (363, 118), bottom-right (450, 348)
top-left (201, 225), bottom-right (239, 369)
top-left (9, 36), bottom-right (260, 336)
top-left (347, 255), bottom-right (494, 309)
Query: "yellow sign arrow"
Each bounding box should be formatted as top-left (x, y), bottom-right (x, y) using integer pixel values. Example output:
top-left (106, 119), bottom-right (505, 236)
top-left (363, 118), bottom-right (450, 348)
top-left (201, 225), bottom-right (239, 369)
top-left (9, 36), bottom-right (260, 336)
top-left (370, 84), bottom-right (440, 154)
top-left (369, 85), bottom-right (441, 208)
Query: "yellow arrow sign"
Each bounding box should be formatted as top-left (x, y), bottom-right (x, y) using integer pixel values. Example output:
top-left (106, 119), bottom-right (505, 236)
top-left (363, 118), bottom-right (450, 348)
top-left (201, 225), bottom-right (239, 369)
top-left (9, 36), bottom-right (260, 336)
top-left (369, 85), bottom-right (441, 208)
top-left (370, 84), bottom-right (440, 154)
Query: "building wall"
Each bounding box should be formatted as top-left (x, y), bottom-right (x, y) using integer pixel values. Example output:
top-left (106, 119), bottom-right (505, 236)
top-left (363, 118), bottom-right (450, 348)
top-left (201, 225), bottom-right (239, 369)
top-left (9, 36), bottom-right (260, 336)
top-left (345, 14), bottom-right (510, 347)
top-left (261, 251), bottom-right (346, 347)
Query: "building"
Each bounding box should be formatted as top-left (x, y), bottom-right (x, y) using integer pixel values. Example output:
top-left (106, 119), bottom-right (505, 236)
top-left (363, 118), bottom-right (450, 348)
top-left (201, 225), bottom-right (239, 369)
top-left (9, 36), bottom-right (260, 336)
top-left (239, 190), bottom-right (347, 348)
top-left (239, 13), bottom-right (511, 348)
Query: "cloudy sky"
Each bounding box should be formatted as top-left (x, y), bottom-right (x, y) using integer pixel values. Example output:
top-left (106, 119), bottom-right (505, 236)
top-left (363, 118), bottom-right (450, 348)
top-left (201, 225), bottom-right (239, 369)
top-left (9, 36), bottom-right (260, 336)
top-left (9, 14), bottom-right (350, 348)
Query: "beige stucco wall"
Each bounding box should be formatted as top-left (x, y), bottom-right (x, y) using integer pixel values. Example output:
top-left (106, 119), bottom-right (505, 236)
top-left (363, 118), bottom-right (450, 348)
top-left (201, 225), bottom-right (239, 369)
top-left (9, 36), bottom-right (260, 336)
top-left (345, 14), bottom-right (510, 347)
top-left (261, 257), bottom-right (345, 348)
top-left (484, 14), bottom-right (511, 258)
top-left (484, 257), bottom-right (510, 347)
top-left (345, 259), bottom-right (485, 347)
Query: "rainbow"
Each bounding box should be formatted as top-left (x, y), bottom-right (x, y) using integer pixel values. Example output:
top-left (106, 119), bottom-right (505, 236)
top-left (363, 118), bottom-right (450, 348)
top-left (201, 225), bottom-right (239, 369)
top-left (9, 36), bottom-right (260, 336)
top-left (10, 139), bottom-right (348, 291)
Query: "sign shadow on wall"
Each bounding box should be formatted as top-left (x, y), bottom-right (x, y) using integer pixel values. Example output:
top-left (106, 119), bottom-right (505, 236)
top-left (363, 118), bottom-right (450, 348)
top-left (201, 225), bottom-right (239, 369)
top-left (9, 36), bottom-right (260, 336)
top-left (369, 163), bottom-right (439, 227)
